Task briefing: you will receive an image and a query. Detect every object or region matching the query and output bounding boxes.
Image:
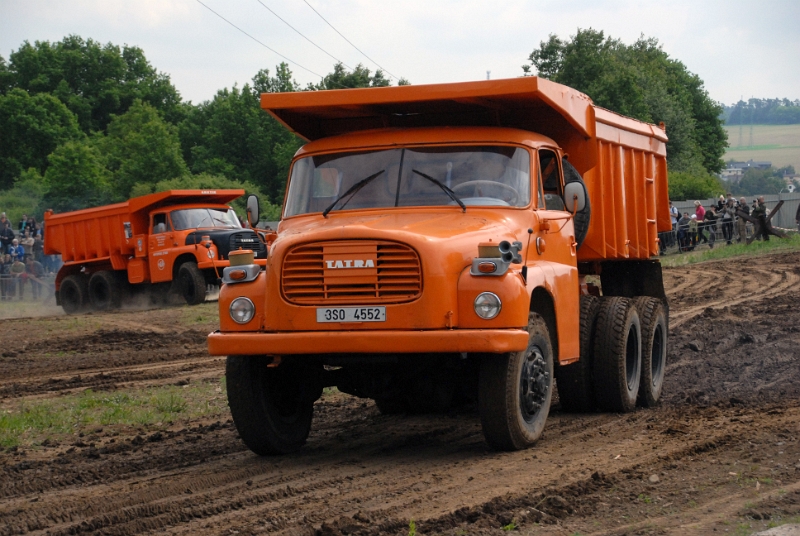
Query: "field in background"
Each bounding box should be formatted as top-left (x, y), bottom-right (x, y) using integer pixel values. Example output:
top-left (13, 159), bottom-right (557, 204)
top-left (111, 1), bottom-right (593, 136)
top-left (724, 123), bottom-right (800, 169)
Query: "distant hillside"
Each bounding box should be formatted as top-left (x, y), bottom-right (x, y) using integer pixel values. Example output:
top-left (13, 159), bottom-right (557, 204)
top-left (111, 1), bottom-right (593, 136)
top-left (723, 124), bottom-right (800, 171)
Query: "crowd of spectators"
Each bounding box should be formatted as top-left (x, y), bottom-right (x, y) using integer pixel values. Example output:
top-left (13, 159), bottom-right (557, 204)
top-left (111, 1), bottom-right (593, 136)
top-left (662, 194), bottom-right (773, 254)
top-left (0, 212), bottom-right (58, 302)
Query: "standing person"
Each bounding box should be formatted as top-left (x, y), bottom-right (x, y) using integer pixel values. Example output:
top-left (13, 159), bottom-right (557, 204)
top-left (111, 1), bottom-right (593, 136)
top-left (717, 195), bottom-right (725, 212)
top-left (694, 201), bottom-right (707, 243)
top-left (32, 233), bottom-right (44, 264)
top-left (688, 215), bottom-right (698, 250)
top-left (668, 201), bottom-right (679, 248)
top-left (9, 256), bottom-right (26, 300)
top-left (704, 205), bottom-right (718, 249)
top-left (18, 214), bottom-right (29, 234)
top-left (721, 199), bottom-right (735, 245)
top-left (25, 256), bottom-right (45, 300)
top-left (20, 229), bottom-right (34, 258)
top-left (0, 221), bottom-right (14, 253)
top-left (737, 197), bottom-right (750, 243)
top-left (752, 196), bottom-right (770, 241)
top-left (677, 212), bottom-right (691, 252)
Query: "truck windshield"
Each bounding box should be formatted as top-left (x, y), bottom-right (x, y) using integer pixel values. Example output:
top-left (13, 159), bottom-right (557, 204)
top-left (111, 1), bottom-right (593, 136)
top-left (284, 146), bottom-right (531, 218)
top-left (171, 208), bottom-right (241, 230)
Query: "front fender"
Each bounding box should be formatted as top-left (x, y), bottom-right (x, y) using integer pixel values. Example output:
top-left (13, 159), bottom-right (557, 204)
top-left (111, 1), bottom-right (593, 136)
top-left (456, 267), bottom-right (529, 329)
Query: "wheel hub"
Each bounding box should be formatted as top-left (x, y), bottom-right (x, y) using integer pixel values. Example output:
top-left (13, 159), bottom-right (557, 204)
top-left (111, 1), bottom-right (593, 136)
top-left (520, 346), bottom-right (549, 420)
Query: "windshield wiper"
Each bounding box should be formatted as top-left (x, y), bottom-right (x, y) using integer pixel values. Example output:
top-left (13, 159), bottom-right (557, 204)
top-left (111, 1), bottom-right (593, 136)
top-left (322, 169), bottom-right (385, 218)
top-left (411, 169), bottom-right (466, 212)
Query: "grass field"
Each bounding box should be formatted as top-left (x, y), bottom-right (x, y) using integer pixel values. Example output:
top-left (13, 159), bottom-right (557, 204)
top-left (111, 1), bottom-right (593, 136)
top-left (724, 123), bottom-right (800, 170)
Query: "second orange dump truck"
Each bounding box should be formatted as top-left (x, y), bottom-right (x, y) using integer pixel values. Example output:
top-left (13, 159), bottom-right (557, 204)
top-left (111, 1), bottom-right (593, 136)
top-left (209, 77), bottom-right (672, 454)
top-left (44, 190), bottom-right (267, 313)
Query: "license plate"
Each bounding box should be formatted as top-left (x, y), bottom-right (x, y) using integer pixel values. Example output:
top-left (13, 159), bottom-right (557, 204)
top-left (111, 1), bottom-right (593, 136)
top-left (316, 306), bottom-right (386, 323)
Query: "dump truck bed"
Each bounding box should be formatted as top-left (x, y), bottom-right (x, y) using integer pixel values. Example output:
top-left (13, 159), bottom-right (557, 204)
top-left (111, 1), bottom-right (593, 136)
top-left (260, 77), bottom-right (669, 261)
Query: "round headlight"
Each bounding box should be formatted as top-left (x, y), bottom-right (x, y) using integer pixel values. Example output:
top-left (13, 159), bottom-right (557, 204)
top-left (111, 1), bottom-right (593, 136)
top-left (229, 297), bottom-right (255, 324)
top-left (474, 292), bottom-right (501, 319)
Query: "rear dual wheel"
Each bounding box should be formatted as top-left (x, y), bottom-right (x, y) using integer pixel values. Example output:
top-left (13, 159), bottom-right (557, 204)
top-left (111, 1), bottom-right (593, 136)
top-left (632, 297), bottom-right (667, 407)
top-left (593, 297), bottom-right (642, 413)
top-left (88, 271), bottom-right (123, 311)
top-left (60, 274), bottom-right (89, 314)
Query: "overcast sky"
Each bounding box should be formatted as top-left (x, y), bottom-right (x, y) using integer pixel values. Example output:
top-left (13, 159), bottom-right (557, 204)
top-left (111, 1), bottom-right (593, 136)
top-left (1, 0), bottom-right (798, 106)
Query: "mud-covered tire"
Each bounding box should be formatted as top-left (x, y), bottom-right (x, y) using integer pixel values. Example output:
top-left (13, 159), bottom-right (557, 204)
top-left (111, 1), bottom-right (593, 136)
top-left (178, 262), bottom-right (206, 305)
top-left (563, 158), bottom-right (591, 249)
top-left (60, 274), bottom-right (89, 314)
top-left (592, 297), bottom-right (641, 413)
top-left (226, 356), bottom-right (316, 455)
top-left (632, 297), bottom-right (667, 407)
top-left (556, 295), bottom-right (599, 412)
top-left (88, 271), bottom-right (122, 311)
top-left (479, 313), bottom-right (554, 451)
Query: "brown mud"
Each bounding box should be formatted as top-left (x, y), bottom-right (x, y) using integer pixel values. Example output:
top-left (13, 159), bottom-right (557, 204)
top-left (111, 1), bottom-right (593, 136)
top-left (1, 251), bottom-right (799, 535)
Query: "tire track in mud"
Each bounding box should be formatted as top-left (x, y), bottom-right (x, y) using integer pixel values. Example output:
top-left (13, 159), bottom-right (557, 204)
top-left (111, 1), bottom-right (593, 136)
top-left (664, 254), bottom-right (800, 328)
top-left (0, 355), bottom-right (224, 398)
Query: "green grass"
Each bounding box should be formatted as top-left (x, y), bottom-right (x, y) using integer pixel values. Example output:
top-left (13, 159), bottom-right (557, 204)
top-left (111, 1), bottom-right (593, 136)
top-left (661, 233), bottom-right (800, 268)
top-left (179, 302), bottom-right (219, 326)
top-left (0, 378), bottom-right (227, 449)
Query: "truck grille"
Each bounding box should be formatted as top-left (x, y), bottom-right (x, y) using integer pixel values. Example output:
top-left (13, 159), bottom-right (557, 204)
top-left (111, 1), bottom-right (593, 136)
top-left (228, 232), bottom-right (267, 259)
top-left (282, 240), bottom-right (422, 305)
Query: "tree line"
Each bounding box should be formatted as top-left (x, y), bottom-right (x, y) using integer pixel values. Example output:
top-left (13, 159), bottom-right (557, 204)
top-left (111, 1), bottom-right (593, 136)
top-left (723, 98), bottom-right (800, 126)
top-left (0, 35), bottom-right (399, 222)
top-left (1, 30), bottom-right (732, 221)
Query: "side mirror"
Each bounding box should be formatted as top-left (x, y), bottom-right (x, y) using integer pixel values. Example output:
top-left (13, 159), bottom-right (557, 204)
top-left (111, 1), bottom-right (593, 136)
top-left (564, 182), bottom-right (586, 213)
top-left (246, 195), bottom-right (260, 227)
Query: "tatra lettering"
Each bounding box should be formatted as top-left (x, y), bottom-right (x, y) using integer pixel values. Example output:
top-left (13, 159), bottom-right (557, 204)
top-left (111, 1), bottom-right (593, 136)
top-left (325, 259), bottom-right (375, 269)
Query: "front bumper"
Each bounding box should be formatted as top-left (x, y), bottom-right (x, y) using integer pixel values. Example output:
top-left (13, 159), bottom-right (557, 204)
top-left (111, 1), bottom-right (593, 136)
top-left (207, 329), bottom-right (529, 356)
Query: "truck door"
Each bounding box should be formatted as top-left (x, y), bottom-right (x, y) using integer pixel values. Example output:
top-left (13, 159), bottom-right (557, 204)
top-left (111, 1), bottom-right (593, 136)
top-left (535, 148), bottom-right (580, 360)
top-left (149, 212), bottom-right (176, 283)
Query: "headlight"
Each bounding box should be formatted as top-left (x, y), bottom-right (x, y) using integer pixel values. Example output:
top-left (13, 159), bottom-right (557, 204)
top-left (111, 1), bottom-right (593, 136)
top-left (229, 297), bottom-right (255, 324)
top-left (474, 292), bottom-right (501, 319)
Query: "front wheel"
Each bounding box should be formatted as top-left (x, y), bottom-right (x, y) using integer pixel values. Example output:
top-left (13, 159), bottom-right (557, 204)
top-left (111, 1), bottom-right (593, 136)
top-left (479, 313), bottom-right (554, 451)
top-left (226, 356), bottom-right (317, 455)
top-left (178, 262), bottom-right (206, 305)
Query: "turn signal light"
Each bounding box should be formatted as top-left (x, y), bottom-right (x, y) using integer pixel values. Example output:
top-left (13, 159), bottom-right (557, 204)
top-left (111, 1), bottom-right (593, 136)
top-left (229, 269), bottom-right (247, 280)
top-left (477, 262), bottom-right (497, 273)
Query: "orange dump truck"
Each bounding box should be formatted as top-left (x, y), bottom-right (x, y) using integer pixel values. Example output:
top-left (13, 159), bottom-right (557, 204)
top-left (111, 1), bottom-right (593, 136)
top-left (209, 77), bottom-right (671, 455)
top-left (44, 190), bottom-right (267, 314)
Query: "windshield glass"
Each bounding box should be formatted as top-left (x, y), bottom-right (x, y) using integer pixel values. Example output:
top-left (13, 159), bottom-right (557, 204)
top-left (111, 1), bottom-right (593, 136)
top-left (170, 208), bottom-right (241, 230)
top-left (284, 146), bottom-right (531, 217)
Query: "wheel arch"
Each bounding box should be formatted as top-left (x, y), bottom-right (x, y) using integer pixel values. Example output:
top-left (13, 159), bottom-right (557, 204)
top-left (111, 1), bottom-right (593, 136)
top-left (529, 286), bottom-right (558, 361)
top-left (172, 253), bottom-right (199, 280)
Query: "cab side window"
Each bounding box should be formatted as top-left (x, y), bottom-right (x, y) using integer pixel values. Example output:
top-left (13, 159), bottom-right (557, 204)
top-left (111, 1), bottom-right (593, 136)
top-left (153, 214), bottom-right (171, 234)
top-left (539, 149), bottom-right (565, 211)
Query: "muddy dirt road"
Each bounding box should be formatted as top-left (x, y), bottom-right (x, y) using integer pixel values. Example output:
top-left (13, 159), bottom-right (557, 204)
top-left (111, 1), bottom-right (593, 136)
top-left (1, 251), bottom-right (799, 535)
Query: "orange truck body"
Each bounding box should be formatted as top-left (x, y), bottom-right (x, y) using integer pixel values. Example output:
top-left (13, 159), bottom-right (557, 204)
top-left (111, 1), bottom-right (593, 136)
top-left (44, 190), bottom-right (267, 312)
top-left (210, 77), bottom-right (671, 454)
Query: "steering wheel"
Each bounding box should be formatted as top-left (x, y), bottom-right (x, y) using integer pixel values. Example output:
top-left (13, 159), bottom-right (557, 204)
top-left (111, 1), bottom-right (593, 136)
top-left (452, 180), bottom-right (519, 205)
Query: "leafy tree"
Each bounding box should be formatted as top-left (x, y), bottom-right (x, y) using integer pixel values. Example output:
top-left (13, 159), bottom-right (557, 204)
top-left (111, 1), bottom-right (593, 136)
top-left (524, 29), bottom-right (727, 174)
top-left (313, 62), bottom-right (391, 90)
top-left (728, 168), bottom-right (786, 196)
top-left (252, 63), bottom-right (300, 93)
top-left (43, 140), bottom-right (111, 212)
top-left (668, 168), bottom-right (724, 201)
top-left (3, 35), bottom-right (183, 132)
top-left (0, 88), bottom-right (84, 189)
top-left (725, 98), bottom-right (800, 125)
top-left (98, 100), bottom-right (188, 199)
top-left (179, 66), bottom-right (303, 203)
top-left (0, 169), bottom-right (47, 224)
